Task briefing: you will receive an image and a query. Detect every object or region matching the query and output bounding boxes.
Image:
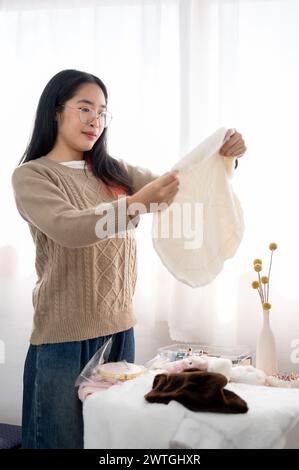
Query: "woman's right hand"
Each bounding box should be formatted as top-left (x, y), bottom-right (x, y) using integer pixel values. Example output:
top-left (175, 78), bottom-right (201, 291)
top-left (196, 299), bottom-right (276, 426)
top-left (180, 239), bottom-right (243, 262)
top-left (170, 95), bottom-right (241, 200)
top-left (127, 171), bottom-right (180, 214)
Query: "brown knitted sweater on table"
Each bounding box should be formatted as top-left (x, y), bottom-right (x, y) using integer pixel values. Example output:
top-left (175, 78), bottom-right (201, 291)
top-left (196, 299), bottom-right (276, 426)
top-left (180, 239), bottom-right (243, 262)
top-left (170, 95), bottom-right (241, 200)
top-left (11, 156), bottom-right (158, 345)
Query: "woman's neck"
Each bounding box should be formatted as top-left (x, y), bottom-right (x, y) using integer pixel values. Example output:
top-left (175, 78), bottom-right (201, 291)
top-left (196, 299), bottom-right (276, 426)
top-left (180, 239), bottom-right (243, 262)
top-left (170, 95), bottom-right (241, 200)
top-left (46, 144), bottom-right (84, 163)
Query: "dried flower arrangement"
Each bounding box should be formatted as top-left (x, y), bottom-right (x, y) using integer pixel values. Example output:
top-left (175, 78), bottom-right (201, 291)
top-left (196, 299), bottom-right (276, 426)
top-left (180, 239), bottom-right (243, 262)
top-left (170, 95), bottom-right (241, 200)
top-left (251, 243), bottom-right (277, 311)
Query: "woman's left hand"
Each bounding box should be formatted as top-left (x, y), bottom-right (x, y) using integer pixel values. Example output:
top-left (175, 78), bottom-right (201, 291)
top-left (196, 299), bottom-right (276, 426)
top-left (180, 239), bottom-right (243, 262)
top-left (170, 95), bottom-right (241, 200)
top-left (219, 129), bottom-right (247, 158)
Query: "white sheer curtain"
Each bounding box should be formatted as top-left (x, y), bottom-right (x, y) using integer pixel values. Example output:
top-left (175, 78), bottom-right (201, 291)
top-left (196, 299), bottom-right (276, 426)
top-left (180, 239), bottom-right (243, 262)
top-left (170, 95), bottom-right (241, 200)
top-left (1, 0), bottom-right (299, 423)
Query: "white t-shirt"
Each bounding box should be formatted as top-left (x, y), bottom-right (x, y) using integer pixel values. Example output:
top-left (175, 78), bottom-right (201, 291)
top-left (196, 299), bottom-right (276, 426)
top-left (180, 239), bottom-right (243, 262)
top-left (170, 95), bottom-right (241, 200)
top-left (59, 160), bottom-right (86, 169)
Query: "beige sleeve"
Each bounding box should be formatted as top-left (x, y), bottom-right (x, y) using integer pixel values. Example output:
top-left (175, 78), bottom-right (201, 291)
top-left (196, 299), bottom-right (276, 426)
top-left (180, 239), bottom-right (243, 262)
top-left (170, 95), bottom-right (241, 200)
top-left (119, 159), bottom-right (160, 193)
top-left (11, 165), bottom-right (139, 248)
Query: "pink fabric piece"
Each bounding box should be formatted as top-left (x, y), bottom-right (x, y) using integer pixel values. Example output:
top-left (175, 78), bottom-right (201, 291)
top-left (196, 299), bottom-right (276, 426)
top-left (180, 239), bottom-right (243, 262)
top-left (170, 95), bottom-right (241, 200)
top-left (78, 378), bottom-right (119, 402)
top-left (163, 356), bottom-right (209, 373)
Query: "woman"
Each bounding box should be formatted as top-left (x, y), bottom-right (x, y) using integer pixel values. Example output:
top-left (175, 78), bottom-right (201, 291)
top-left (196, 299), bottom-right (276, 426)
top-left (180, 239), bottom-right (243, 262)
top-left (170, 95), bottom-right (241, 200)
top-left (11, 69), bottom-right (246, 448)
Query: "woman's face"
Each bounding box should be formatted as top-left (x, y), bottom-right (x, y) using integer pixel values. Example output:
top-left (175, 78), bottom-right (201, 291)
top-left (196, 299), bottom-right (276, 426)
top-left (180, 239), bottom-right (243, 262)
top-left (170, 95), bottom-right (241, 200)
top-left (56, 82), bottom-right (107, 152)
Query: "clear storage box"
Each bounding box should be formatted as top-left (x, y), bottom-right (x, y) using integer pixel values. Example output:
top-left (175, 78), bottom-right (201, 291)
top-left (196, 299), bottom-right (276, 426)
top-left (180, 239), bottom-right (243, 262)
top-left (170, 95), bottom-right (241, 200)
top-left (157, 343), bottom-right (252, 365)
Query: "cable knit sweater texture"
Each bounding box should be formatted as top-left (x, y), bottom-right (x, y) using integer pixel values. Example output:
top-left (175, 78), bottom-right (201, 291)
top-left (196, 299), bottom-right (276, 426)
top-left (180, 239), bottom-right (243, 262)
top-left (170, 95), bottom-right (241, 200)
top-left (11, 156), bottom-right (158, 345)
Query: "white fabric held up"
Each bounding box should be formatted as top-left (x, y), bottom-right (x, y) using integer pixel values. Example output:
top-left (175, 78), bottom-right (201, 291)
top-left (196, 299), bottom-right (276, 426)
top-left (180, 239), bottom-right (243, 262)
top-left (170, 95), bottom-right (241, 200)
top-left (152, 128), bottom-right (244, 287)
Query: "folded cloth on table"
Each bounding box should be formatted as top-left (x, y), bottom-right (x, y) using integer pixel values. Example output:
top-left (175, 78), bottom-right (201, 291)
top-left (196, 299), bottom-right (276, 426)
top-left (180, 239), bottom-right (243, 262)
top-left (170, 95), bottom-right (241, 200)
top-left (230, 365), bottom-right (267, 386)
top-left (144, 369), bottom-right (248, 414)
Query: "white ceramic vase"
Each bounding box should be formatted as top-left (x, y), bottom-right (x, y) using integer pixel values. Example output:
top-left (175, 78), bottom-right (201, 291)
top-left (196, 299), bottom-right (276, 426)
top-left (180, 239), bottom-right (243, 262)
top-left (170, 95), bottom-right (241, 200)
top-left (255, 309), bottom-right (278, 376)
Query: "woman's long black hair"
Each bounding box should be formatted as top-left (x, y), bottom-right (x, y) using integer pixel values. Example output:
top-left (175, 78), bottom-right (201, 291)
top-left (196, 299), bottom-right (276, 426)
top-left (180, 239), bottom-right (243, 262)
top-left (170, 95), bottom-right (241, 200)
top-left (19, 69), bottom-right (133, 195)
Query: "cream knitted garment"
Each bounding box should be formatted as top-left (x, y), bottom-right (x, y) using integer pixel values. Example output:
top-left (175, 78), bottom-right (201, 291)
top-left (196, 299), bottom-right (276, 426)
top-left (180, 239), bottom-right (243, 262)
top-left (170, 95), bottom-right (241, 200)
top-left (152, 128), bottom-right (244, 287)
top-left (11, 156), bottom-right (158, 344)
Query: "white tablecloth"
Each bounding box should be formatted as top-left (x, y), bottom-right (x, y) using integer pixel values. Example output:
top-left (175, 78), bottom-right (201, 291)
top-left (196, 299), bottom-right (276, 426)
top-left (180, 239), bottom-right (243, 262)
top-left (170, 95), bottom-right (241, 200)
top-left (83, 373), bottom-right (299, 449)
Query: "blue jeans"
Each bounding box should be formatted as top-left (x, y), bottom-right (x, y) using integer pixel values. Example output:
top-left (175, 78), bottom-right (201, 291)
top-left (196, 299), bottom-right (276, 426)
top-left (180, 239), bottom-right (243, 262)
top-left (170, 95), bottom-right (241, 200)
top-left (22, 328), bottom-right (135, 449)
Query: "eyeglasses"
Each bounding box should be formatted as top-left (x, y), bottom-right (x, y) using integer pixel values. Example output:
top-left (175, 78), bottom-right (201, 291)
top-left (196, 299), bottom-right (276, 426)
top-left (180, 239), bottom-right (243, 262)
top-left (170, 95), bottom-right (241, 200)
top-left (61, 105), bottom-right (112, 128)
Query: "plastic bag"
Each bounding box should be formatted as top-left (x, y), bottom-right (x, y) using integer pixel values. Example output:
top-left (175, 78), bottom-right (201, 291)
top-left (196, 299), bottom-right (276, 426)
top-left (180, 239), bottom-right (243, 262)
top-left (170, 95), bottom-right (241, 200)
top-left (75, 338), bottom-right (147, 401)
top-left (75, 337), bottom-right (113, 387)
top-left (143, 354), bottom-right (172, 371)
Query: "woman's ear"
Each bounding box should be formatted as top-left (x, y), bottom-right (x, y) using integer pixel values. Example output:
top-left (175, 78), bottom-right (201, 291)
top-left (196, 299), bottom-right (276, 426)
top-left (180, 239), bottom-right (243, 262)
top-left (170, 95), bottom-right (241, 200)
top-left (54, 109), bottom-right (62, 122)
